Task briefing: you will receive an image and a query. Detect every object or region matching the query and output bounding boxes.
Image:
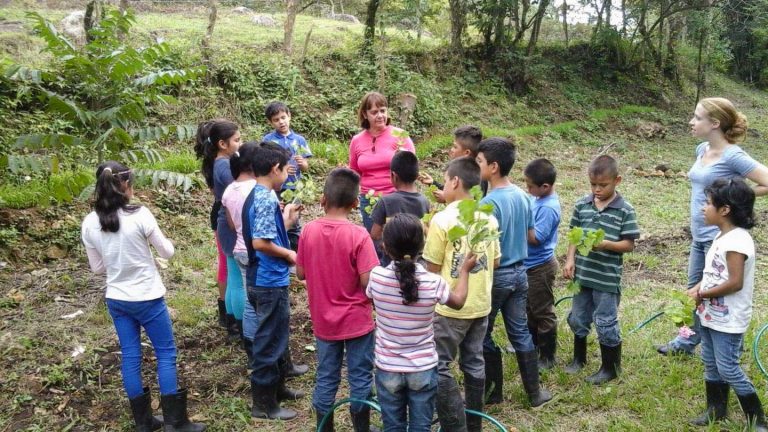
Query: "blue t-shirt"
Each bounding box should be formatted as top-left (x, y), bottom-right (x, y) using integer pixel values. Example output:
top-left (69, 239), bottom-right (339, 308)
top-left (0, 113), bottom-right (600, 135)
top-left (214, 158), bottom-right (236, 254)
top-left (263, 130), bottom-right (312, 190)
top-left (481, 184), bottom-right (534, 268)
top-left (524, 192), bottom-right (561, 269)
top-left (689, 142), bottom-right (759, 242)
top-left (247, 184), bottom-right (291, 287)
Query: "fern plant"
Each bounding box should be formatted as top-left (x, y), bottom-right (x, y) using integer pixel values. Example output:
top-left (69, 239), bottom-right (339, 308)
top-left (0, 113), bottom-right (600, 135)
top-left (3, 9), bottom-right (203, 198)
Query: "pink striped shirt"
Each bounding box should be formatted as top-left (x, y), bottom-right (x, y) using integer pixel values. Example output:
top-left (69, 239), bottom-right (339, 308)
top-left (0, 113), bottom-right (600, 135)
top-left (366, 263), bottom-right (450, 372)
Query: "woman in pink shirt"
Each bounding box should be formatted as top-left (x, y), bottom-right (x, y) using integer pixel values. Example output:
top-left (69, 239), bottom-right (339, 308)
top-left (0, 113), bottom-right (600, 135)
top-left (349, 91), bottom-right (415, 232)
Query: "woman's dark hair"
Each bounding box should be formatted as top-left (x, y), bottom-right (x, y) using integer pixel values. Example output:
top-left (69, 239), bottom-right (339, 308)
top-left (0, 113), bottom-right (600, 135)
top-left (382, 213), bottom-right (426, 305)
top-left (705, 178), bottom-right (756, 229)
top-left (230, 141), bottom-right (259, 179)
top-left (194, 119), bottom-right (239, 189)
top-left (93, 161), bottom-right (138, 233)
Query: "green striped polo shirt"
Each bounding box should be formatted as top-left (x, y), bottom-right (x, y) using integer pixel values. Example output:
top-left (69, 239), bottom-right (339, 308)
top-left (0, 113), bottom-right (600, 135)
top-left (570, 193), bottom-right (640, 293)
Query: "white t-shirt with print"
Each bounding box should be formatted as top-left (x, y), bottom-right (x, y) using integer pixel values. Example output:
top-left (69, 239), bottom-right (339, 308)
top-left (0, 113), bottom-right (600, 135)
top-left (696, 228), bottom-right (755, 334)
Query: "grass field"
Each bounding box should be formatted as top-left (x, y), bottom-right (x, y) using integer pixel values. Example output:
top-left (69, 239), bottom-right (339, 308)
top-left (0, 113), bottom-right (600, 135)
top-left (2, 4), bottom-right (768, 432)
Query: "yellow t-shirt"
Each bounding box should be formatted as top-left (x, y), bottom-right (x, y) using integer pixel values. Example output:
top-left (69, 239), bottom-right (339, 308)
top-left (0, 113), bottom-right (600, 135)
top-left (423, 201), bottom-right (501, 319)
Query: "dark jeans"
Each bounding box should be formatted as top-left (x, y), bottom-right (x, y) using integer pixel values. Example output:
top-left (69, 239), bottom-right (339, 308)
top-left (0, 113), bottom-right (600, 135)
top-left (106, 298), bottom-right (178, 399)
top-left (526, 257), bottom-right (558, 335)
top-left (483, 264), bottom-right (535, 354)
top-left (248, 287), bottom-right (290, 386)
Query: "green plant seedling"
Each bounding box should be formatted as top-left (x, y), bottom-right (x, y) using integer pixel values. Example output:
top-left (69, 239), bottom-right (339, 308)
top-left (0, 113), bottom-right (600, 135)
top-left (363, 189), bottom-right (381, 215)
top-left (567, 227), bottom-right (606, 256)
top-left (446, 185), bottom-right (500, 253)
top-left (281, 176), bottom-right (320, 205)
top-left (664, 290), bottom-right (696, 327)
top-left (391, 128), bottom-right (410, 151)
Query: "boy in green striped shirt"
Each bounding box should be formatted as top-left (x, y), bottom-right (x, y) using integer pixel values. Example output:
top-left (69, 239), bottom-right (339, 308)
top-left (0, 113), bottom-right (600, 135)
top-left (562, 155), bottom-right (640, 385)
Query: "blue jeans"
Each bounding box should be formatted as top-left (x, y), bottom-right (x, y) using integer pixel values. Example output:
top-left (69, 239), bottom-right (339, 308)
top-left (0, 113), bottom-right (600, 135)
top-left (567, 286), bottom-right (621, 347)
top-left (376, 367), bottom-right (437, 432)
top-left (483, 264), bottom-right (535, 354)
top-left (235, 252), bottom-right (257, 341)
top-left (106, 298), bottom-right (178, 399)
top-left (700, 326), bottom-right (756, 396)
top-left (249, 287), bottom-right (289, 387)
top-left (313, 331), bottom-right (375, 414)
top-left (668, 240), bottom-right (713, 352)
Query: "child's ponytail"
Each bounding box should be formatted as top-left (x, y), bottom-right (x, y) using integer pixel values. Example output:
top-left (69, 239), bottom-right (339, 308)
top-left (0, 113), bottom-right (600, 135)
top-left (382, 213), bottom-right (426, 305)
top-left (194, 119), bottom-right (239, 189)
top-left (93, 161), bottom-right (137, 233)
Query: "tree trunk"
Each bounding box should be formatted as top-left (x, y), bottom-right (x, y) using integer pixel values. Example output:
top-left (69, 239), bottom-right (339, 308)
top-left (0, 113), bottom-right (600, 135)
top-left (363, 0), bottom-right (382, 56)
top-left (695, 25), bottom-right (707, 102)
top-left (84, 0), bottom-right (104, 42)
top-left (620, 0), bottom-right (626, 35)
top-left (202, 0), bottom-right (217, 65)
top-left (562, 1), bottom-right (569, 46)
top-left (119, 0), bottom-right (129, 13)
top-left (527, 0), bottom-right (550, 55)
top-left (448, 0), bottom-right (467, 53)
top-left (284, 0), bottom-right (299, 54)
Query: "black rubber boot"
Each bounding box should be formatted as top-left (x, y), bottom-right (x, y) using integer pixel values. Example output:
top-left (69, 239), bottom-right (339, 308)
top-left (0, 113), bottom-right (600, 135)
top-left (250, 383), bottom-right (297, 421)
top-left (483, 351), bottom-right (503, 405)
top-left (690, 381), bottom-right (730, 425)
top-left (737, 393), bottom-right (768, 432)
top-left (564, 335), bottom-right (587, 374)
top-left (160, 388), bottom-right (206, 432)
top-left (226, 314), bottom-right (239, 343)
top-left (242, 338), bottom-right (254, 370)
top-left (585, 343), bottom-right (621, 385)
top-left (217, 299), bottom-right (227, 328)
top-left (516, 350), bottom-right (553, 408)
top-left (276, 376), bottom-right (306, 402)
top-left (529, 324), bottom-right (539, 348)
top-left (465, 375), bottom-right (485, 432)
top-left (283, 347), bottom-right (309, 378)
top-left (316, 410), bottom-right (334, 432)
top-left (537, 329), bottom-right (557, 370)
top-left (129, 387), bottom-right (163, 432)
top-left (350, 406), bottom-right (380, 432)
top-left (436, 377), bottom-right (467, 432)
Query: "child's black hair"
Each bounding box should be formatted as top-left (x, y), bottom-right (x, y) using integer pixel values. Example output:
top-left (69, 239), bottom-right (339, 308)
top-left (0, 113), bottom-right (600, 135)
top-left (478, 137), bottom-right (516, 176)
top-left (265, 101), bottom-right (290, 120)
top-left (445, 157), bottom-right (480, 191)
top-left (705, 178), bottom-right (756, 229)
top-left (194, 119), bottom-right (239, 189)
top-left (524, 158), bottom-right (557, 186)
top-left (93, 161), bottom-right (139, 233)
top-left (453, 125), bottom-right (483, 156)
top-left (230, 141), bottom-right (260, 179)
top-left (323, 168), bottom-right (360, 208)
top-left (253, 141), bottom-right (290, 176)
top-left (390, 150), bottom-right (419, 184)
top-left (382, 213), bottom-right (425, 305)
top-left (588, 155), bottom-right (619, 178)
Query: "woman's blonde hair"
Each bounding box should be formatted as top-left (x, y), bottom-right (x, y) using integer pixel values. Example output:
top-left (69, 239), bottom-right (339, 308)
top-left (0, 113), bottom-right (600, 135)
top-left (699, 97), bottom-right (748, 143)
top-left (357, 91), bottom-right (391, 129)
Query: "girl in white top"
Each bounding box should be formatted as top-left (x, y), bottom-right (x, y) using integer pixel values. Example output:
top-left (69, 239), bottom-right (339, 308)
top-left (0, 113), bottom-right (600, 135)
top-left (366, 213), bottom-right (475, 432)
top-left (81, 161), bottom-right (205, 432)
top-left (687, 178), bottom-right (766, 430)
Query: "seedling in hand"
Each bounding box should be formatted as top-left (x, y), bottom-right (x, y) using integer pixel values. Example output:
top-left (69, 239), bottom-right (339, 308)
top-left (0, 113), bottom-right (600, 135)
top-left (565, 227), bottom-right (606, 292)
top-left (281, 176), bottom-right (320, 205)
top-left (446, 185), bottom-right (499, 253)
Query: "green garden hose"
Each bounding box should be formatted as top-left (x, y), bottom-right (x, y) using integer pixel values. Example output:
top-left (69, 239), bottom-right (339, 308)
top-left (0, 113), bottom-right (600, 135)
top-left (555, 295), bottom-right (573, 307)
top-left (754, 322), bottom-right (768, 380)
top-left (627, 311), bottom-right (665, 335)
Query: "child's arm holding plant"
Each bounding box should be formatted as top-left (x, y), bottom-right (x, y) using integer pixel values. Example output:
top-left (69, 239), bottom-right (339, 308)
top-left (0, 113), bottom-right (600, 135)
top-left (595, 238), bottom-right (635, 253)
top-left (252, 238), bottom-right (297, 265)
top-left (282, 203), bottom-right (302, 229)
top-left (445, 252), bottom-right (478, 309)
top-left (688, 252), bottom-right (747, 300)
top-left (294, 154), bottom-right (309, 172)
top-left (562, 243), bottom-right (577, 280)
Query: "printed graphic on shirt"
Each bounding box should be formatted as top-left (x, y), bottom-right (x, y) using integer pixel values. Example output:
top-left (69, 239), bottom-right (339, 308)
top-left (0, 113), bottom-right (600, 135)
top-left (698, 253), bottom-right (730, 323)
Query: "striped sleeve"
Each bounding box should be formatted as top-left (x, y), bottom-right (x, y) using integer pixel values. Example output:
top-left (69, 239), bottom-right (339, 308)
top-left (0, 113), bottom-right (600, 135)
top-left (619, 206), bottom-right (640, 240)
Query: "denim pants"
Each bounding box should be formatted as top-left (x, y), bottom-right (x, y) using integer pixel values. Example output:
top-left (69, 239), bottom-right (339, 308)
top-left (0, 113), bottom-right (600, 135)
top-left (434, 315), bottom-right (487, 381)
top-left (567, 286), bottom-right (621, 347)
top-left (313, 331), bottom-right (375, 414)
top-left (483, 264), bottom-right (535, 354)
top-left (700, 326), bottom-right (756, 396)
top-left (376, 367), bottom-right (438, 432)
top-left (106, 298), bottom-right (178, 399)
top-left (668, 240), bottom-right (713, 352)
top-left (248, 287), bottom-right (289, 387)
top-left (235, 252), bottom-right (257, 341)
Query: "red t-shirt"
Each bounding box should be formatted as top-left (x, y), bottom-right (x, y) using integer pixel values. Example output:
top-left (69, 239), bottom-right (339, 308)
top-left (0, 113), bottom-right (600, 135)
top-left (296, 218), bottom-right (379, 340)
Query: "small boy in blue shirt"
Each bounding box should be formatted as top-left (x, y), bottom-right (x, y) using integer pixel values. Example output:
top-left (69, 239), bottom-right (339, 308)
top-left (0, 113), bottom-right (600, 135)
top-left (244, 142), bottom-right (304, 421)
top-left (263, 101), bottom-right (312, 251)
top-left (476, 138), bottom-right (553, 408)
top-left (563, 155), bottom-right (639, 385)
top-left (523, 158), bottom-right (561, 370)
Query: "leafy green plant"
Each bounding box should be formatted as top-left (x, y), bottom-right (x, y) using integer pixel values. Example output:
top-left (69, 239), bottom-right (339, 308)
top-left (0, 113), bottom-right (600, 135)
top-left (391, 128), bottom-right (410, 151)
top-left (4, 9), bottom-right (203, 202)
top-left (281, 176), bottom-right (321, 205)
top-left (446, 185), bottom-right (499, 253)
top-left (565, 227), bottom-right (606, 292)
top-left (420, 184), bottom-right (442, 225)
top-left (363, 189), bottom-right (382, 215)
top-left (664, 290), bottom-right (696, 327)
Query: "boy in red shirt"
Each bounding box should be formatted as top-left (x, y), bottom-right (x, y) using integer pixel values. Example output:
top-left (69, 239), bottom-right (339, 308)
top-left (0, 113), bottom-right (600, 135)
top-left (296, 168), bottom-right (380, 432)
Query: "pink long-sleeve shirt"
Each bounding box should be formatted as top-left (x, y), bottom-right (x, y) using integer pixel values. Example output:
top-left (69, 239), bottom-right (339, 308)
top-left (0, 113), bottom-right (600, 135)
top-left (349, 126), bottom-right (415, 195)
